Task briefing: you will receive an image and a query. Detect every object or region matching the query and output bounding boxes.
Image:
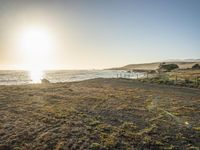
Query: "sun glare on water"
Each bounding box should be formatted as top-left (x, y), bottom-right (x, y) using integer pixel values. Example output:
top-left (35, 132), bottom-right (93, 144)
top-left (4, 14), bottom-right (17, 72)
top-left (29, 69), bottom-right (44, 83)
top-left (18, 26), bottom-right (56, 83)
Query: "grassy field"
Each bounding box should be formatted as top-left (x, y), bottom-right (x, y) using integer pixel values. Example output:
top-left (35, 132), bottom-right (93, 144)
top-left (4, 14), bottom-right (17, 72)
top-left (141, 69), bottom-right (200, 89)
top-left (0, 78), bottom-right (200, 150)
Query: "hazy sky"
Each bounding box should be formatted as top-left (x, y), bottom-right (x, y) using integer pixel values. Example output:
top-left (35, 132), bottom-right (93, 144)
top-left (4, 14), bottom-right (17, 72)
top-left (0, 0), bottom-right (199, 69)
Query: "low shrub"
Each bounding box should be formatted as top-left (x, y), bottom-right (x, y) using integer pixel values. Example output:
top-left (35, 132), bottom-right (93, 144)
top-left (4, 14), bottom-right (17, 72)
top-left (192, 64), bottom-right (200, 69)
top-left (158, 63), bottom-right (179, 72)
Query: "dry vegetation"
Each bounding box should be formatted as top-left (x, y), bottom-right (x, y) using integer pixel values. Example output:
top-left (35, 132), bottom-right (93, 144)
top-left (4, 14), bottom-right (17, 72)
top-left (0, 78), bottom-right (200, 150)
top-left (141, 69), bottom-right (200, 89)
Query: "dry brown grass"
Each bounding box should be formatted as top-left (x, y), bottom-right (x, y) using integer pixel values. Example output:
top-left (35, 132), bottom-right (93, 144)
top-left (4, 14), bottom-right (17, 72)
top-left (141, 69), bottom-right (200, 88)
top-left (0, 78), bottom-right (199, 149)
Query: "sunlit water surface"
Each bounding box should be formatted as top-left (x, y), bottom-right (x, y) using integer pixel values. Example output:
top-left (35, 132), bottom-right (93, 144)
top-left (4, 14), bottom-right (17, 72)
top-left (0, 70), bottom-right (146, 85)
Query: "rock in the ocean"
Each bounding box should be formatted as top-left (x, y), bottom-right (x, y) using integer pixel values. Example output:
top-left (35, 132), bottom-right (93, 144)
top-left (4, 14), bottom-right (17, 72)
top-left (41, 78), bottom-right (50, 84)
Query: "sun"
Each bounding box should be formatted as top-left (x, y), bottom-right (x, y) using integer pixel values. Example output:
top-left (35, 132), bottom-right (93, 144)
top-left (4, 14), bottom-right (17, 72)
top-left (29, 69), bottom-right (44, 83)
top-left (19, 26), bottom-right (55, 83)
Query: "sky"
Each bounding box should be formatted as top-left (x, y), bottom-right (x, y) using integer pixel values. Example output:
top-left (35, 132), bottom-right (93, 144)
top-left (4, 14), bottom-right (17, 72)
top-left (0, 0), bottom-right (199, 69)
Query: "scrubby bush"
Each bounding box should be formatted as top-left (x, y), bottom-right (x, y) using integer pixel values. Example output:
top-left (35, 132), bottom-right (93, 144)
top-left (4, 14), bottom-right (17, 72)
top-left (158, 63), bottom-right (179, 72)
top-left (185, 78), bottom-right (192, 84)
top-left (192, 64), bottom-right (200, 69)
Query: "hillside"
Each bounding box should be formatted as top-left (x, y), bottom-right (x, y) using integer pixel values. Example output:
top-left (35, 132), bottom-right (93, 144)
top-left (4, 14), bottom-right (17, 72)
top-left (110, 60), bottom-right (200, 71)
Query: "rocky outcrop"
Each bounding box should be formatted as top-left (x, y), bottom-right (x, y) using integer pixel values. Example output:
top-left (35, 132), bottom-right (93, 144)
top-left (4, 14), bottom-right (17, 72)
top-left (41, 78), bottom-right (50, 84)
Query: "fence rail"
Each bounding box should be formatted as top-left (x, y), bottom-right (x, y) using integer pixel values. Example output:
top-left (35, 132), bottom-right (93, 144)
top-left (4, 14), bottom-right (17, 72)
top-left (116, 72), bottom-right (200, 87)
top-left (116, 72), bottom-right (151, 79)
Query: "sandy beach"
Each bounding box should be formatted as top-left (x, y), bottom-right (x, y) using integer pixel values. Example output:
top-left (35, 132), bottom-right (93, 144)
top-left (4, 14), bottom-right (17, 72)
top-left (0, 78), bottom-right (199, 149)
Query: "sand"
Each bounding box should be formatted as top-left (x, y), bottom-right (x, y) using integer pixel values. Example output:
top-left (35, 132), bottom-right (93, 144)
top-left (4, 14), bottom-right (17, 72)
top-left (0, 78), bottom-right (200, 149)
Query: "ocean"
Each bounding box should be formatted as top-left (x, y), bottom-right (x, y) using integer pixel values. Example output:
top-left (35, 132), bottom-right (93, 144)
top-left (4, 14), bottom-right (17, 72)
top-left (0, 70), bottom-right (145, 85)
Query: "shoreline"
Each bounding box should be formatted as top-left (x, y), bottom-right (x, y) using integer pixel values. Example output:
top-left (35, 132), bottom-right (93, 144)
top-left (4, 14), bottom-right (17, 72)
top-left (1, 77), bottom-right (199, 90)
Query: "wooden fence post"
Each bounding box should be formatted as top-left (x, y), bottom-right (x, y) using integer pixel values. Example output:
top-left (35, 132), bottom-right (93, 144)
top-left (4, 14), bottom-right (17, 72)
top-left (175, 75), bottom-right (177, 84)
top-left (196, 76), bottom-right (198, 86)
